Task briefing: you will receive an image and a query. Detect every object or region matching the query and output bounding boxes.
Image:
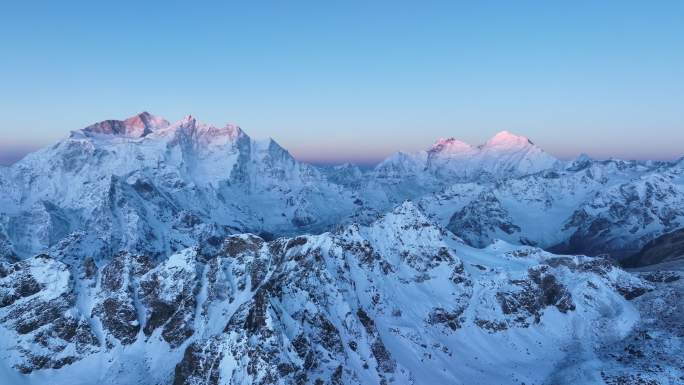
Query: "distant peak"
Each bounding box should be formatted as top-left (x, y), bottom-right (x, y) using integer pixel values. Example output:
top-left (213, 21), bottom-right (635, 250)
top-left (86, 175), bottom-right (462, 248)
top-left (136, 111), bottom-right (153, 119)
top-left (575, 153), bottom-right (593, 162)
top-left (429, 137), bottom-right (473, 154)
top-left (126, 111), bottom-right (170, 129)
top-left (483, 131), bottom-right (534, 148)
top-left (159, 115), bottom-right (247, 146)
top-left (179, 114), bottom-right (196, 125)
top-left (382, 200), bottom-right (434, 227)
top-left (81, 112), bottom-right (170, 138)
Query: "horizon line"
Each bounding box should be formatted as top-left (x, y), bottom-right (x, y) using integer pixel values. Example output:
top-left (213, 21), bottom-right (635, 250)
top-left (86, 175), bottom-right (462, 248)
top-left (1, 141), bottom-right (682, 168)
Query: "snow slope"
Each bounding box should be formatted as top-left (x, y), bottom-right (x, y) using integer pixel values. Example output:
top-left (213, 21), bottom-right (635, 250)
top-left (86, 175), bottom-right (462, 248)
top-left (3, 113), bottom-right (677, 263)
top-left (0, 202), bottom-right (667, 385)
top-left (363, 131), bottom-right (561, 205)
top-left (416, 158), bottom-right (684, 258)
top-left (0, 113), bottom-right (359, 261)
top-left (1, 112), bottom-right (682, 384)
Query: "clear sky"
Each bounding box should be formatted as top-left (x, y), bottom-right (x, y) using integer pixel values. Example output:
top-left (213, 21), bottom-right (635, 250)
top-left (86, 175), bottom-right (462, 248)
top-left (1, 1), bottom-right (682, 165)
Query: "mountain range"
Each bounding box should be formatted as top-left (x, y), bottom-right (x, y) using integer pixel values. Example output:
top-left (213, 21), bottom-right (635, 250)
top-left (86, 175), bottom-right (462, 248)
top-left (0, 112), bottom-right (682, 384)
top-left (2, 112), bottom-right (682, 263)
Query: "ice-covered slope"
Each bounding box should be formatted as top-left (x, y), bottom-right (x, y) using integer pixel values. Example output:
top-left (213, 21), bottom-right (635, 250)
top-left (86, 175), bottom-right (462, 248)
top-left (428, 131), bottom-right (559, 180)
top-left (0, 113), bottom-right (359, 261)
top-left (2, 113), bottom-right (679, 264)
top-left (556, 168), bottom-right (684, 257)
top-left (416, 158), bottom-right (684, 258)
top-left (1, 202), bottom-right (671, 385)
top-left (1, 115), bottom-right (681, 384)
top-left (2, 114), bottom-right (679, 266)
top-left (367, 131), bottom-right (559, 200)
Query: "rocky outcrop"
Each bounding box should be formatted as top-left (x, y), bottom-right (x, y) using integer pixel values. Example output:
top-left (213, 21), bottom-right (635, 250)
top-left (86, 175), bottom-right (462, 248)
top-left (496, 267), bottom-right (575, 327)
top-left (0, 203), bottom-right (669, 384)
top-left (93, 252), bottom-right (152, 345)
top-left (0, 255), bottom-right (98, 373)
top-left (447, 191), bottom-right (521, 247)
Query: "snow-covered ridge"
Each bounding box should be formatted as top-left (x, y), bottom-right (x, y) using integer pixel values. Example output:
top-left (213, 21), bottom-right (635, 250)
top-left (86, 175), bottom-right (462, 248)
top-left (0, 112), bottom-right (359, 261)
top-left (1, 112), bottom-right (683, 384)
top-left (429, 130), bottom-right (537, 154)
top-left (76, 111), bottom-right (169, 138)
top-left (415, 157), bottom-right (684, 259)
top-left (1, 112), bottom-right (682, 264)
top-left (1, 113), bottom-right (565, 263)
top-left (1, 202), bottom-right (672, 385)
top-left (428, 137), bottom-right (474, 154)
top-left (373, 130), bottom-right (560, 187)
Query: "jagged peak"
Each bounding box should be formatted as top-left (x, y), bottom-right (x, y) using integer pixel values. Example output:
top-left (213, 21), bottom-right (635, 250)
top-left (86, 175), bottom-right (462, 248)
top-left (146, 114), bottom-right (246, 146)
top-left (80, 112), bottom-right (170, 138)
top-left (391, 200), bottom-right (426, 217)
top-left (374, 200), bottom-right (435, 228)
top-left (365, 200), bottom-right (452, 255)
top-left (127, 111), bottom-right (169, 130)
top-left (261, 137), bottom-right (295, 160)
top-left (76, 112), bottom-right (247, 145)
top-left (179, 114), bottom-right (196, 125)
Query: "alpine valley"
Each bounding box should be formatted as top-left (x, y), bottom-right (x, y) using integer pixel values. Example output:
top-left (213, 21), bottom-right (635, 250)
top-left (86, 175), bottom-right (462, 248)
top-left (0, 113), bottom-right (682, 385)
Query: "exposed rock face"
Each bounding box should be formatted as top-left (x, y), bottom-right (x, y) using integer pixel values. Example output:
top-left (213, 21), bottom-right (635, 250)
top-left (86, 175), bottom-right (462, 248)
top-left (0, 202), bottom-right (669, 384)
top-left (622, 227), bottom-right (684, 267)
top-left (496, 267), bottom-right (575, 327)
top-left (2, 112), bottom-right (682, 269)
top-left (447, 191), bottom-right (521, 247)
top-left (0, 113), bottom-right (358, 263)
top-left (0, 255), bottom-right (98, 373)
top-left (173, 338), bottom-right (224, 385)
top-left (556, 174), bottom-right (684, 258)
top-left (139, 249), bottom-right (199, 348)
top-left (420, 158), bottom-right (684, 259)
top-left (592, 260), bottom-right (684, 385)
top-left (93, 252), bottom-right (152, 346)
top-left (81, 111), bottom-right (170, 138)
top-left (0, 113), bottom-right (682, 384)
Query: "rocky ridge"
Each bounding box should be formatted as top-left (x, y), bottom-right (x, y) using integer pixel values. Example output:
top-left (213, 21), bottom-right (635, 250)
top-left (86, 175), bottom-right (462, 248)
top-left (1, 202), bottom-right (675, 385)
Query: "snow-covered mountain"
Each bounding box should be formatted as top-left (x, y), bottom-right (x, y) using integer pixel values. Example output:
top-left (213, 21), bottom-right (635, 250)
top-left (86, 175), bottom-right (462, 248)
top-left (427, 131), bottom-right (559, 179)
top-left (0, 113), bottom-right (362, 262)
top-left (3, 201), bottom-right (678, 385)
top-left (376, 131), bottom-right (559, 182)
top-left (1, 112), bottom-right (682, 384)
top-left (2, 112), bottom-right (681, 262)
top-left (417, 157), bottom-right (684, 259)
top-left (364, 131), bottom-right (560, 204)
top-left (0, 113), bottom-right (579, 264)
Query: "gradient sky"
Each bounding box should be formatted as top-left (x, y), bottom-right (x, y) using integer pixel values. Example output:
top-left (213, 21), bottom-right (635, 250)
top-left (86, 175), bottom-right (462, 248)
top-left (1, 1), bottom-right (683, 165)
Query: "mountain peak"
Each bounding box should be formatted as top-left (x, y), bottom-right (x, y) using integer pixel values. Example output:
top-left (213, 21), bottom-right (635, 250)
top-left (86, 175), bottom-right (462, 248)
top-left (429, 137), bottom-right (474, 154)
top-left (157, 115), bottom-right (248, 149)
top-left (575, 153), bottom-right (593, 162)
top-left (483, 131), bottom-right (534, 149)
top-left (80, 112), bottom-right (170, 138)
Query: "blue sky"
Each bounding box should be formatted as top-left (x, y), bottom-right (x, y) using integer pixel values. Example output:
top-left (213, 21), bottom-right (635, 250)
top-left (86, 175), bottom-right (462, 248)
top-left (0, 1), bottom-right (682, 165)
